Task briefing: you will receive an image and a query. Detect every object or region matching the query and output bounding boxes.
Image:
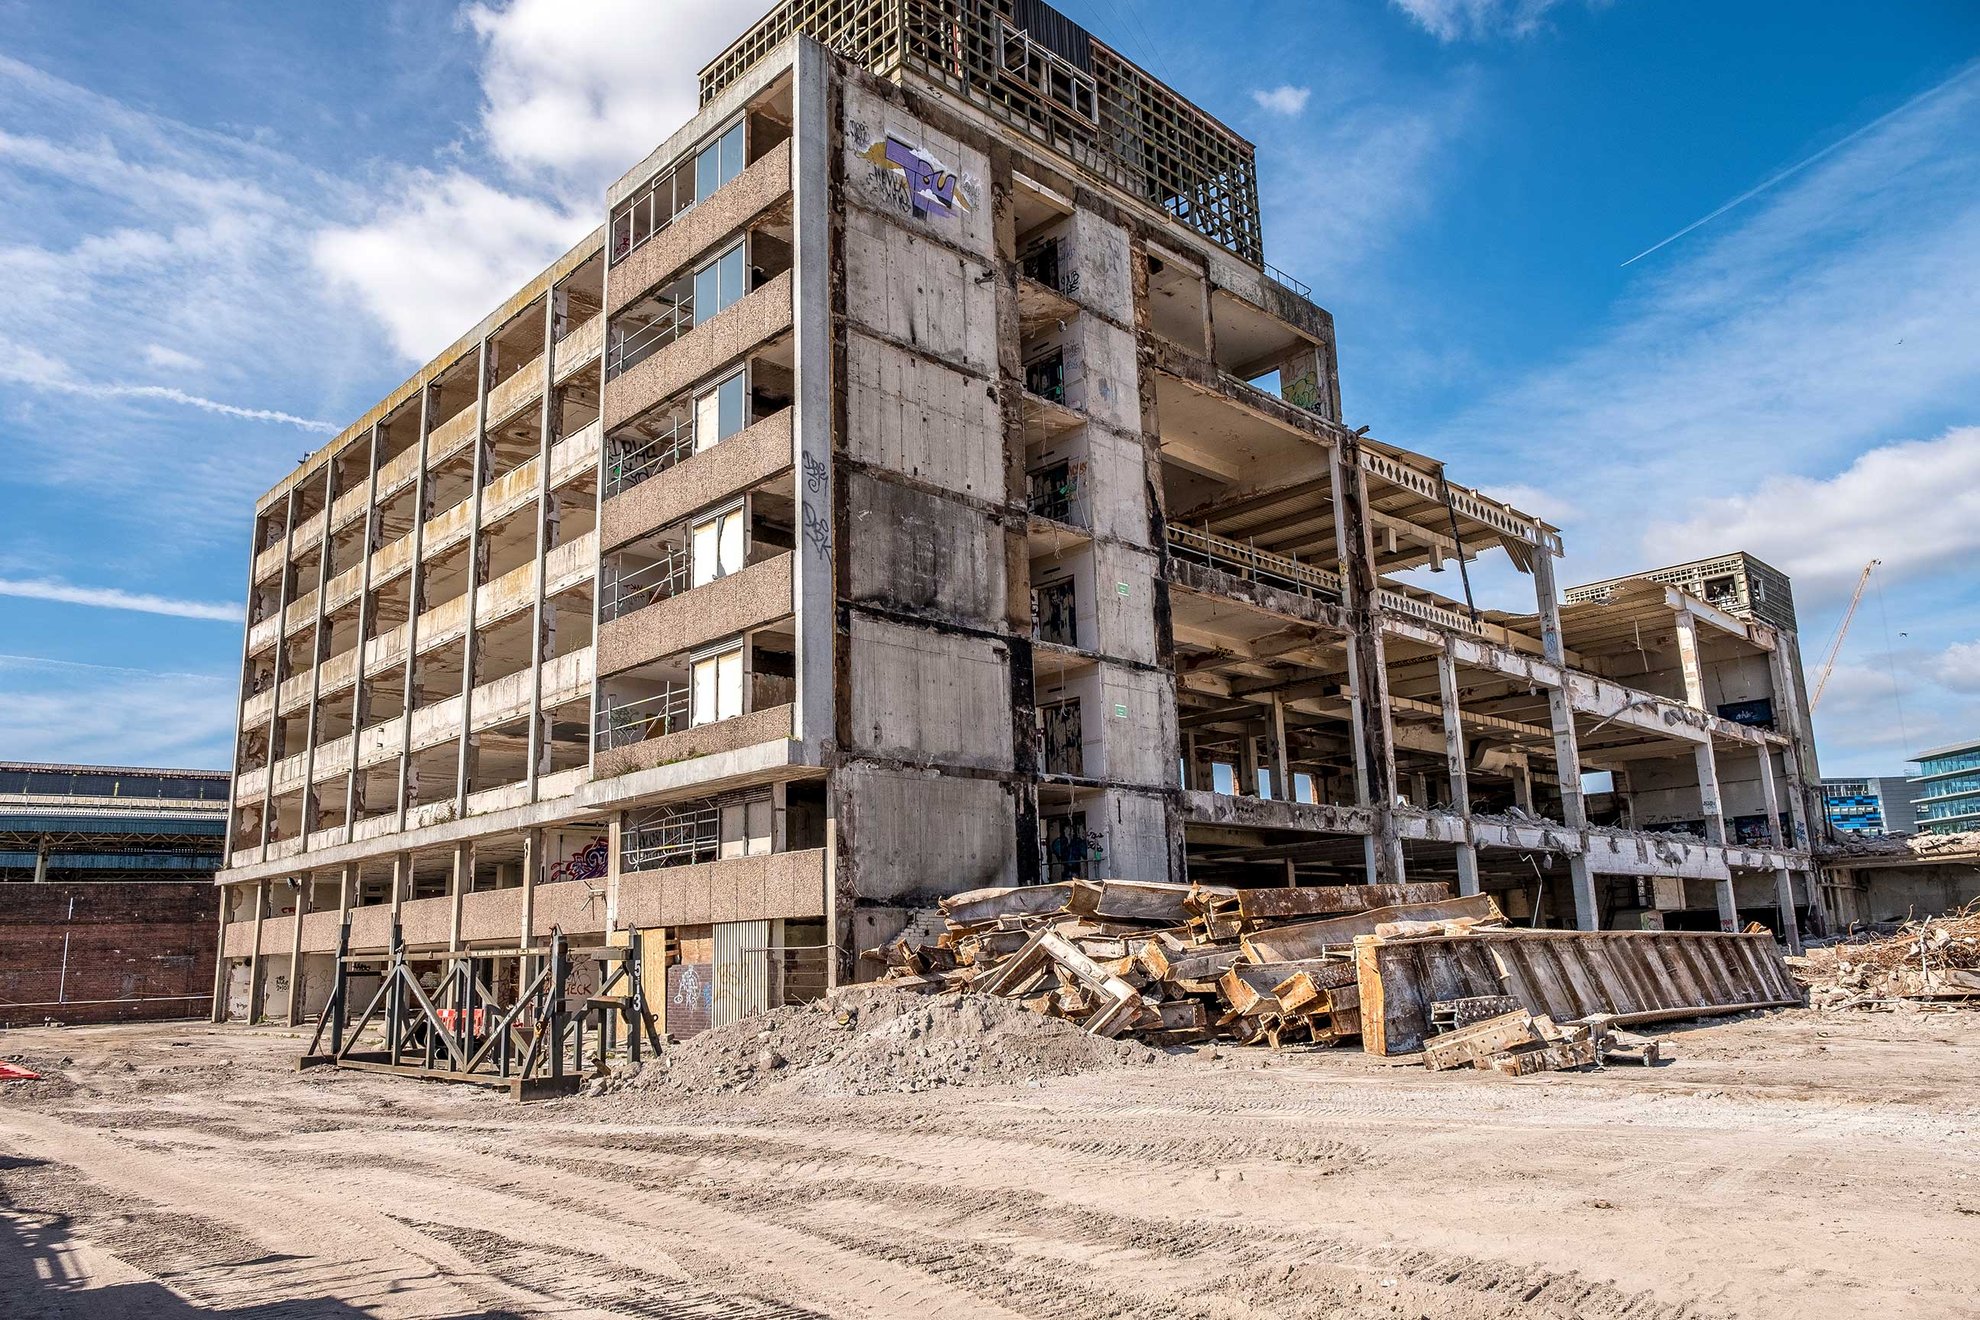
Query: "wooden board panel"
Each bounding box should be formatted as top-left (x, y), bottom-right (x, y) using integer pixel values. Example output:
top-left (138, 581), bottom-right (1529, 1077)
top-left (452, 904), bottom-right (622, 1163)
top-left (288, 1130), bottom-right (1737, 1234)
top-left (1358, 929), bottom-right (1802, 1056)
top-left (1244, 894), bottom-right (1503, 963)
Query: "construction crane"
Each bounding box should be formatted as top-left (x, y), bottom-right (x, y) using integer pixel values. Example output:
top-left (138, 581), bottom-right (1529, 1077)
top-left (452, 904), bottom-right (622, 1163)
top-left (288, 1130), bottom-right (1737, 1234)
top-left (1809, 559), bottom-right (1879, 711)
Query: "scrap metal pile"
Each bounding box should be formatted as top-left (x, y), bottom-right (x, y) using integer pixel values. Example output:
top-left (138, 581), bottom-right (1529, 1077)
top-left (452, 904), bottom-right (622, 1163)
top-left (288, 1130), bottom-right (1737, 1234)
top-left (1794, 899), bottom-right (1980, 1009)
top-left (866, 878), bottom-right (1502, 1049)
top-left (867, 877), bottom-right (1805, 1070)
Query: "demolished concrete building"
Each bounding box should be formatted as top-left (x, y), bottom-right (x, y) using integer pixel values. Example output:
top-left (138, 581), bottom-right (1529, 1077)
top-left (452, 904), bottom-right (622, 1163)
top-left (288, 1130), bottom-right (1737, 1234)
top-left (210, 0), bottom-right (1824, 1027)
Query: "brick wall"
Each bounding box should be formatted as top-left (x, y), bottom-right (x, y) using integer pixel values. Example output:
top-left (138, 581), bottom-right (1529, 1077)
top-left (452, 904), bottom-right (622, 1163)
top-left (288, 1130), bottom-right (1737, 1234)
top-left (0, 882), bottom-right (217, 1027)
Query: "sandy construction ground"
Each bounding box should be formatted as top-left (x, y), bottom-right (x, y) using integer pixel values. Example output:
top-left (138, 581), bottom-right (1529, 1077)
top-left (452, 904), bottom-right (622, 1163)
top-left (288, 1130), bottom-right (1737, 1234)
top-left (1, 1009), bottom-right (1976, 1319)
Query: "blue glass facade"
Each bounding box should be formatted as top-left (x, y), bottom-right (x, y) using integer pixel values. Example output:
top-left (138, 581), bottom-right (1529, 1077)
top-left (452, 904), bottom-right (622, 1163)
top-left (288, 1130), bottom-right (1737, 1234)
top-left (1909, 741), bottom-right (1980, 836)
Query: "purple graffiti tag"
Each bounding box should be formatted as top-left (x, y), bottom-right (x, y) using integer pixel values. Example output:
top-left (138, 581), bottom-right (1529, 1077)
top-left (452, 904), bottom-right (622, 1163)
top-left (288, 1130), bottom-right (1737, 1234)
top-left (883, 138), bottom-right (963, 217)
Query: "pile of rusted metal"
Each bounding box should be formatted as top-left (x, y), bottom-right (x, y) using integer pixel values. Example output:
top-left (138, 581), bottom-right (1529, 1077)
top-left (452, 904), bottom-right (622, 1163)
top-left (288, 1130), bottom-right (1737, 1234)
top-left (866, 876), bottom-right (1806, 1065)
top-left (865, 878), bottom-right (1493, 1047)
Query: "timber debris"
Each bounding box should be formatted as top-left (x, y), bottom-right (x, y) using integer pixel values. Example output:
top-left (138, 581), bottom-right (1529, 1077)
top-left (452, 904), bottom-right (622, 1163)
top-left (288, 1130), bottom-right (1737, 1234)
top-left (868, 878), bottom-right (1804, 1072)
top-left (868, 879), bottom-right (1466, 1047)
top-left (1793, 900), bottom-right (1980, 1009)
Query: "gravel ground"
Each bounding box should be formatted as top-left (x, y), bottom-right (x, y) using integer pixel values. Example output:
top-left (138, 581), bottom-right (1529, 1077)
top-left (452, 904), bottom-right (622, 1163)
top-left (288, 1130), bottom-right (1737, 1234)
top-left (1, 1008), bottom-right (1977, 1318)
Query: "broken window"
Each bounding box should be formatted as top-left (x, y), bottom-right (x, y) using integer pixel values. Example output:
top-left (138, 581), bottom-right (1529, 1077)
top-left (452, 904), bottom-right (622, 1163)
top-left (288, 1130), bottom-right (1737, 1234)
top-left (1024, 347), bottom-right (1066, 403)
top-left (1034, 578), bottom-right (1078, 647)
top-left (690, 504), bottom-right (747, 588)
top-left (1040, 698), bottom-right (1084, 777)
top-left (1027, 461), bottom-right (1078, 523)
top-left (1043, 812), bottom-right (1092, 883)
top-left (690, 644), bottom-right (744, 726)
top-left (695, 369), bottom-right (746, 452)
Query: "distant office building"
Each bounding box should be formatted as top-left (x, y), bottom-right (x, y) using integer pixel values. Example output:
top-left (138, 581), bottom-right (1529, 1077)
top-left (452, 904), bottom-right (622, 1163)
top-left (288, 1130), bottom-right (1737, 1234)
top-left (1819, 776), bottom-right (1920, 837)
top-left (1911, 740), bottom-right (1980, 836)
top-left (0, 762), bottom-right (227, 1025)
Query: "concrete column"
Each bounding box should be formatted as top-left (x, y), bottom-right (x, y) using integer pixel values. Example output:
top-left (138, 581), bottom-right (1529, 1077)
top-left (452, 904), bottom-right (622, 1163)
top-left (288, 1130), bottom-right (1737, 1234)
top-left (391, 851), bottom-right (409, 918)
top-left (1756, 747), bottom-right (1784, 847)
top-left (344, 423), bottom-right (384, 842)
top-left (1238, 732), bottom-right (1261, 798)
top-left (1533, 549), bottom-right (1595, 928)
top-left (790, 36), bottom-right (838, 756)
top-left (1511, 755), bottom-right (1534, 813)
top-left (395, 385), bottom-right (435, 830)
top-left (525, 290), bottom-right (560, 801)
top-left (296, 461), bottom-right (339, 845)
top-left (285, 874), bottom-right (309, 1026)
top-left (1715, 873), bottom-right (1741, 932)
top-left (246, 880), bottom-right (267, 1025)
top-left (1436, 650), bottom-right (1481, 897)
top-left (449, 843), bottom-right (472, 951)
top-left (456, 338), bottom-right (493, 813)
top-left (520, 828), bottom-right (541, 950)
top-left (209, 887), bottom-right (230, 1023)
top-left (605, 814), bottom-right (624, 934)
top-left (1269, 694), bottom-right (1291, 801)
top-left (257, 490), bottom-right (301, 859)
top-left (1773, 868), bottom-right (1803, 954)
top-left (32, 842), bottom-right (47, 885)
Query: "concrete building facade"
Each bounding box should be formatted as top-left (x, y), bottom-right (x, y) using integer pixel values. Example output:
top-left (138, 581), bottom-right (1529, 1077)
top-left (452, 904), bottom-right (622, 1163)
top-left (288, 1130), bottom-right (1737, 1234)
top-left (211, 0), bottom-right (1824, 1026)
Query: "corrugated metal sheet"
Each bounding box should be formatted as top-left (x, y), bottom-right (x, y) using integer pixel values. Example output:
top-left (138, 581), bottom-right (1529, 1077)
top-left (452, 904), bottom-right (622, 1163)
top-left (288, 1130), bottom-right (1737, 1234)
top-left (1357, 928), bottom-right (1803, 1055)
top-left (711, 919), bottom-right (771, 1028)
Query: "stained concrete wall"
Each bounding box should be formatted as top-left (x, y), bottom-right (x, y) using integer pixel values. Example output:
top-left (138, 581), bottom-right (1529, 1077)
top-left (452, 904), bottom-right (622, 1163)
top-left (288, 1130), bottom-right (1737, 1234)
top-left (846, 615), bottom-right (1013, 771)
top-left (842, 470), bottom-right (1006, 625)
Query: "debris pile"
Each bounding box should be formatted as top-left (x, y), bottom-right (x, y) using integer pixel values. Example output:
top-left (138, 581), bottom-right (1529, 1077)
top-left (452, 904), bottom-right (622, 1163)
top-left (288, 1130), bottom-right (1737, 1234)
top-left (594, 985), bottom-right (1157, 1099)
top-left (867, 877), bottom-right (1492, 1048)
top-left (1793, 900), bottom-right (1980, 1009)
top-left (1817, 829), bottom-right (1980, 861)
top-left (1420, 1001), bottom-right (1664, 1076)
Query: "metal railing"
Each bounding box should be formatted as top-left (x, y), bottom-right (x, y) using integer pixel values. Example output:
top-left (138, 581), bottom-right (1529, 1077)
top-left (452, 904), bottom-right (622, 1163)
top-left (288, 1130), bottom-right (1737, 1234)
top-left (600, 545), bottom-right (692, 622)
top-left (1165, 524), bottom-right (1342, 600)
top-left (606, 293), bottom-right (694, 380)
top-left (622, 803), bottom-right (722, 871)
top-left (596, 686), bottom-right (692, 750)
top-left (1264, 262), bottom-right (1311, 299)
top-left (1027, 476), bottom-right (1088, 528)
top-left (606, 415), bottom-right (697, 496)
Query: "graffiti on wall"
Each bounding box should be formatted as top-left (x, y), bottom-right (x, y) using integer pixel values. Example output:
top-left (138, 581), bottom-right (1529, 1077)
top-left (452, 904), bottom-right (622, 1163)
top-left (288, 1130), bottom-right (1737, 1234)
top-left (548, 837), bottom-right (609, 885)
top-left (851, 121), bottom-right (979, 223)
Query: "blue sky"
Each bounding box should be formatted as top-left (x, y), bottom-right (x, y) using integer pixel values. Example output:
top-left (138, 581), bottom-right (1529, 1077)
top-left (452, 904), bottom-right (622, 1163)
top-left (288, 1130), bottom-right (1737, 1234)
top-left (1, 0), bottom-right (1975, 776)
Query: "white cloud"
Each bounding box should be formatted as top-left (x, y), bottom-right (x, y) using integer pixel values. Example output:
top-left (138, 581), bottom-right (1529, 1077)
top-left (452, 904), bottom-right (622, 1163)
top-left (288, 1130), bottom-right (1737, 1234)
top-left (1390, 0), bottom-right (1588, 42)
top-left (464, 0), bottom-right (743, 188)
top-left (313, 171), bottom-right (588, 362)
top-left (0, 656), bottom-right (234, 769)
top-left (0, 577), bottom-right (243, 622)
top-left (142, 343), bottom-right (202, 372)
top-left (1642, 427), bottom-right (1980, 603)
top-left (1252, 86), bottom-right (1312, 117)
top-left (0, 360), bottom-right (337, 434)
top-left (1932, 641), bottom-right (1980, 695)
top-left (316, 0), bottom-right (747, 364)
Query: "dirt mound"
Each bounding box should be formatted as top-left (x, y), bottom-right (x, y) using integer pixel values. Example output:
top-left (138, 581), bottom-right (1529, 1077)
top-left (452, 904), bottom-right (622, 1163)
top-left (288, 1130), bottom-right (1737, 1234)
top-left (594, 986), bottom-right (1163, 1099)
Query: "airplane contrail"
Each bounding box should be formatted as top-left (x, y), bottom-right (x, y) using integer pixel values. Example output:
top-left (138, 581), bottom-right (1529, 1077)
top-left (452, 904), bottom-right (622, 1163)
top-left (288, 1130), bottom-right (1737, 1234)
top-left (1621, 62), bottom-right (1978, 268)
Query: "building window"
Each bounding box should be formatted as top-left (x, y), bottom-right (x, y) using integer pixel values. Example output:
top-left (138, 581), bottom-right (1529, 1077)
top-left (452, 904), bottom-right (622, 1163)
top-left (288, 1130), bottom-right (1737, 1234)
top-left (719, 798), bottom-right (773, 858)
top-left (690, 504), bottom-right (746, 588)
top-left (691, 645), bottom-right (744, 726)
top-left (610, 117), bottom-right (745, 263)
top-left (695, 369), bottom-right (746, 452)
top-left (1034, 578), bottom-right (1077, 647)
top-left (695, 119), bottom-right (746, 206)
top-left (693, 242), bottom-right (747, 325)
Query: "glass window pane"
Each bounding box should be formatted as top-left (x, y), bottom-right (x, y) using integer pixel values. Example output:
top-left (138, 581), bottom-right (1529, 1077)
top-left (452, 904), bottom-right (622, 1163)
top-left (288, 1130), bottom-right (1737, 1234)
top-left (745, 799), bottom-right (773, 855)
top-left (692, 657), bottom-right (717, 725)
top-left (694, 389), bottom-right (722, 452)
top-left (718, 509), bottom-right (744, 576)
top-left (695, 138), bottom-right (721, 204)
top-left (692, 518), bottom-right (719, 587)
top-left (693, 262), bottom-right (718, 323)
top-left (718, 371), bottom-right (745, 438)
top-left (718, 650), bottom-right (743, 720)
top-left (721, 121), bottom-right (745, 181)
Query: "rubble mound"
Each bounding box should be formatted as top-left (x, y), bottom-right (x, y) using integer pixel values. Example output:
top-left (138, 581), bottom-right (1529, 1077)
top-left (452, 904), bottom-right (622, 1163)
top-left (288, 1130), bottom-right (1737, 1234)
top-left (1794, 900), bottom-right (1980, 1009)
top-left (598, 985), bottom-right (1160, 1099)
